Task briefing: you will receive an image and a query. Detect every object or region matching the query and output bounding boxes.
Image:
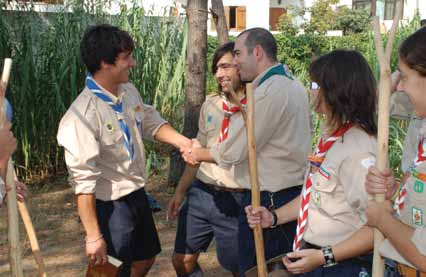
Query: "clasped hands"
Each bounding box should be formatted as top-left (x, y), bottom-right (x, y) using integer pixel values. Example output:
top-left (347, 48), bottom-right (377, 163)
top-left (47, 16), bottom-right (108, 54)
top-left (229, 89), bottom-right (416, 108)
top-left (180, 139), bottom-right (202, 166)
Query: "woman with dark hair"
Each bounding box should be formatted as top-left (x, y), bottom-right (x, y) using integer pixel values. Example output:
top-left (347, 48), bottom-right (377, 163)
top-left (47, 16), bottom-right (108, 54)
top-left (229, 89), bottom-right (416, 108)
top-left (245, 49), bottom-right (377, 276)
top-left (365, 27), bottom-right (426, 276)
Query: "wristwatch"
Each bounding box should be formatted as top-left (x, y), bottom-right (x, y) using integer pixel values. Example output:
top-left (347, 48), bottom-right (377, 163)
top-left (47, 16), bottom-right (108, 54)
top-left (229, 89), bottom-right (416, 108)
top-left (321, 245), bottom-right (337, 267)
top-left (270, 210), bottom-right (278, 229)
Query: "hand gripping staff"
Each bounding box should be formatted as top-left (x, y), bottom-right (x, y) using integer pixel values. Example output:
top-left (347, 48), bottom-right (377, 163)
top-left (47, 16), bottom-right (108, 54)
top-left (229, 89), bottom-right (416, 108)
top-left (371, 1), bottom-right (403, 276)
top-left (1, 59), bottom-right (47, 277)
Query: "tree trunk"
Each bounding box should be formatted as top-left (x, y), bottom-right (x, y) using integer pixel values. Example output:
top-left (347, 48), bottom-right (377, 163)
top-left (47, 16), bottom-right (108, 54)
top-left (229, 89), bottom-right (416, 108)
top-left (168, 0), bottom-right (208, 187)
top-left (371, 0), bottom-right (377, 17)
top-left (211, 0), bottom-right (229, 46)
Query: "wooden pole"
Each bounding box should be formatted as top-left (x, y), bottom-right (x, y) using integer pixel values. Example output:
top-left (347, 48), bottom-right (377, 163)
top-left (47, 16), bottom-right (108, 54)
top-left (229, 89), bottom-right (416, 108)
top-left (245, 83), bottom-right (267, 277)
top-left (371, 2), bottom-right (402, 276)
top-left (1, 59), bottom-right (24, 277)
top-left (1, 59), bottom-right (47, 277)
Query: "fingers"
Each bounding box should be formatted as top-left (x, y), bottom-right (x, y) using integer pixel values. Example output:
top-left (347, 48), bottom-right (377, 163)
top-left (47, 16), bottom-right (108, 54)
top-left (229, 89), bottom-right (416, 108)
top-left (15, 181), bottom-right (28, 202)
top-left (365, 166), bottom-right (394, 195)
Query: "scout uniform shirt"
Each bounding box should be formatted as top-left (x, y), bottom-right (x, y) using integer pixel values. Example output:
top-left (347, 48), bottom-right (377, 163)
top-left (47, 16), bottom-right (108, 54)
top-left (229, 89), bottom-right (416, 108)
top-left (303, 127), bottom-right (377, 246)
top-left (379, 119), bottom-right (426, 267)
top-left (210, 64), bottom-right (311, 192)
top-left (196, 95), bottom-right (241, 189)
top-left (57, 81), bottom-right (167, 201)
top-left (390, 91), bottom-right (422, 172)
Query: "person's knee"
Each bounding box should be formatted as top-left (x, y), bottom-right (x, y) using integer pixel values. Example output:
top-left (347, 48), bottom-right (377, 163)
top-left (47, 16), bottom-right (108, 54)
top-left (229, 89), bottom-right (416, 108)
top-left (131, 257), bottom-right (155, 277)
top-left (172, 253), bottom-right (199, 274)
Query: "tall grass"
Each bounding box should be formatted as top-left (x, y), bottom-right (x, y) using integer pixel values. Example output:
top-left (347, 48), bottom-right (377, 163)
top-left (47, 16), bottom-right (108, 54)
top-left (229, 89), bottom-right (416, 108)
top-left (0, 3), bottom-right (186, 180)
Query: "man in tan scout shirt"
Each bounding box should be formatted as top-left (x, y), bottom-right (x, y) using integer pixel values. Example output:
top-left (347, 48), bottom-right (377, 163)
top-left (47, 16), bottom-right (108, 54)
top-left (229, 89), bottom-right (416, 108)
top-left (57, 24), bottom-right (191, 277)
top-left (168, 42), bottom-right (244, 277)
top-left (184, 28), bottom-right (311, 275)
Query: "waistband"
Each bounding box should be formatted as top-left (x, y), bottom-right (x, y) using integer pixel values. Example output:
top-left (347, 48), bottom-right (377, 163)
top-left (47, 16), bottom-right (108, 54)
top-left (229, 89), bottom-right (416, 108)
top-left (240, 185), bottom-right (302, 195)
top-left (302, 240), bottom-right (372, 269)
top-left (195, 179), bottom-right (246, 193)
top-left (396, 262), bottom-right (426, 277)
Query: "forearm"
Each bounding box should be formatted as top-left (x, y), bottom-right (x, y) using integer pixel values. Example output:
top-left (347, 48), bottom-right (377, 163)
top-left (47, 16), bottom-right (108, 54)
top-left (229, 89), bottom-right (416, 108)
top-left (332, 226), bottom-right (373, 262)
top-left (194, 148), bottom-right (216, 163)
top-left (377, 213), bottom-right (426, 270)
top-left (154, 124), bottom-right (190, 149)
top-left (175, 165), bottom-right (199, 194)
top-left (275, 195), bottom-right (300, 225)
top-left (77, 194), bottom-right (102, 240)
top-left (0, 161), bottom-right (6, 181)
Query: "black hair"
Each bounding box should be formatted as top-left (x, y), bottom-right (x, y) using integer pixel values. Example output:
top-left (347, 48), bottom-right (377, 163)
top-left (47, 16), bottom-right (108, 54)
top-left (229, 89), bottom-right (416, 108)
top-left (309, 49), bottom-right (377, 135)
top-left (237, 28), bottom-right (277, 62)
top-left (399, 27), bottom-right (426, 76)
top-left (80, 24), bottom-right (135, 74)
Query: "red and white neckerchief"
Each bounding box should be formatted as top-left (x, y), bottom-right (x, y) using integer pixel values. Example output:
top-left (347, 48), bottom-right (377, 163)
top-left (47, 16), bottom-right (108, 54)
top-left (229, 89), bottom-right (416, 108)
top-left (394, 135), bottom-right (426, 215)
top-left (218, 97), bottom-right (247, 143)
top-left (293, 123), bottom-right (353, 251)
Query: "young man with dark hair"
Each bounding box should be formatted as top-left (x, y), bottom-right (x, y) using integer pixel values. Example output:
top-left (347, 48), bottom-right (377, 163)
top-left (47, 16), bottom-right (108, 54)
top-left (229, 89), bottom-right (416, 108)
top-left (168, 42), bottom-right (245, 277)
top-left (183, 28), bottom-right (311, 275)
top-left (57, 24), bottom-right (192, 277)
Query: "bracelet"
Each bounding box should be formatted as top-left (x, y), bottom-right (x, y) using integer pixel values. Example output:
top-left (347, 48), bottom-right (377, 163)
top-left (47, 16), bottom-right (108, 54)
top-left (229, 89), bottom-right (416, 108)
top-left (270, 210), bottom-right (278, 229)
top-left (321, 245), bottom-right (337, 268)
top-left (85, 234), bottom-right (103, 244)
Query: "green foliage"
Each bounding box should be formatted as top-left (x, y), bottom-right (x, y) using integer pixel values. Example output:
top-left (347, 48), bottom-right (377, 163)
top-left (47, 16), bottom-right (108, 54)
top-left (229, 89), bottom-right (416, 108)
top-left (334, 6), bottom-right (370, 35)
top-left (277, 13), bottom-right (298, 36)
top-left (0, 4), bottom-right (186, 179)
top-left (303, 0), bottom-right (339, 35)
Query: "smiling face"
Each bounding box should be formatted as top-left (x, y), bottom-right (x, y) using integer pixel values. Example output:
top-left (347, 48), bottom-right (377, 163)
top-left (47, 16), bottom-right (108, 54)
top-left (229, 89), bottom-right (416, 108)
top-left (233, 33), bottom-right (257, 82)
top-left (397, 58), bottom-right (426, 118)
top-left (104, 51), bottom-right (136, 84)
top-left (215, 52), bottom-right (240, 94)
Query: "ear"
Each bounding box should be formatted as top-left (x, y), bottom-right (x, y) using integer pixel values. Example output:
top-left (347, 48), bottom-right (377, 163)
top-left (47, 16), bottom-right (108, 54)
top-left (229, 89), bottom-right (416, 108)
top-left (253, 45), bottom-right (263, 60)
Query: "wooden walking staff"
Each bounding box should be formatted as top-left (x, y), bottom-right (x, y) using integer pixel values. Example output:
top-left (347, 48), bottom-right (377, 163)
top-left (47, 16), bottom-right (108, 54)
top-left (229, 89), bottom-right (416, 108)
top-left (371, 1), bottom-right (402, 277)
top-left (230, 83), bottom-right (267, 277)
top-left (1, 59), bottom-right (24, 277)
top-left (1, 59), bottom-right (47, 277)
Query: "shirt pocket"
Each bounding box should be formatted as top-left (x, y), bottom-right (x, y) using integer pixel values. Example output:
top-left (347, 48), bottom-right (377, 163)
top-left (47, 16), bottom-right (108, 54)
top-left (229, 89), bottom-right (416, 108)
top-left (99, 122), bottom-right (128, 163)
top-left (406, 174), bottom-right (426, 202)
top-left (311, 168), bottom-right (338, 214)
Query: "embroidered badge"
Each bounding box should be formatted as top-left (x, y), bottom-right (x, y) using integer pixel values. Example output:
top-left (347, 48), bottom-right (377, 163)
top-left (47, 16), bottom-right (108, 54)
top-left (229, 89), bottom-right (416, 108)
top-left (319, 166), bottom-right (330, 180)
top-left (313, 191), bottom-right (321, 206)
top-left (414, 180), bottom-right (424, 193)
top-left (105, 122), bottom-right (114, 132)
top-left (359, 269), bottom-right (369, 277)
top-left (135, 105), bottom-right (142, 112)
top-left (207, 114), bottom-right (213, 124)
top-left (412, 207), bottom-right (423, 226)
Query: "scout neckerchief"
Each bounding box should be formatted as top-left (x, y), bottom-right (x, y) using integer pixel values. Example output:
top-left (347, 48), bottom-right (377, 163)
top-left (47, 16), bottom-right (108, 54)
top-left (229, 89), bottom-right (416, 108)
top-left (394, 134), bottom-right (426, 215)
top-left (258, 63), bottom-right (293, 86)
top-left (219, 96), bottom-right (247, 143)
top-left (293, 123), bottom-right (353, 251)
top-left (86, 74), bottom-right (135, 160)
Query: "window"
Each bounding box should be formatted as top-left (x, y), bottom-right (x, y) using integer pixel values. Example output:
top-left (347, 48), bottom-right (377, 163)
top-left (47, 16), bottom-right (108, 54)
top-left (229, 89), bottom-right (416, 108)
top-left (384, 0), bottom-right (395, 20)
top-left (225, 6), bottom-right (246, 31)
top-left (269, 8), bottom-right (286, 31)
top-left (352, 0), bottom-right (370, 11)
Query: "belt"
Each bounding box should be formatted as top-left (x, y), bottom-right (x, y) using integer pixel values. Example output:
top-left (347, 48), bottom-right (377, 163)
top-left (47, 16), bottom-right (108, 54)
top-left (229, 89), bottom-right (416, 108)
top-left (396, 263), bottom-right (426, 277)
top-left (203, 182), bottom-right (247, 193)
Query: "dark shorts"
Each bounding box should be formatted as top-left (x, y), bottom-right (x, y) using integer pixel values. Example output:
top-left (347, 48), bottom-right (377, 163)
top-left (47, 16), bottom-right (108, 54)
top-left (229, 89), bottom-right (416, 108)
top-left (96, 188), bottom-right (161, 277)
top-left (174, 179), bottom-right (243, 273)
top-left (296, 256), bottom-right (372, 277)
top-left (239, 186), bottom-right (302, 275)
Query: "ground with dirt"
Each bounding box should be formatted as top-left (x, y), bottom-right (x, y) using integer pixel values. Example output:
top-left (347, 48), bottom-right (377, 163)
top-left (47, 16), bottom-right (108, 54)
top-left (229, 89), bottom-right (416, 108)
top-left (0, 176), bottom-right (232, 276)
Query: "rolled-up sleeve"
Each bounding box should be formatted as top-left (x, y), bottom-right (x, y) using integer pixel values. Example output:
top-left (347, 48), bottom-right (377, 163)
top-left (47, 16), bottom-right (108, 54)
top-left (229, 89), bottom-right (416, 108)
top-left (140, 103), bottom-right (168, 141)
top-left (57, 115), bottom-right (101, 195)
top-left (210, 83), bottom-right (287, 168)
top-left (196, 102), bottom-right (208, 147)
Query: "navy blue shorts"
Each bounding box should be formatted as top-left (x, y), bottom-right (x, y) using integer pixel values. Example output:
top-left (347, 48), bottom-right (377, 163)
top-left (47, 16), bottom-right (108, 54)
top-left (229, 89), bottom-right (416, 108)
top-left (174, 179), bottom-right (243, 273)
top-left (239, 186), bottom-right (302, 275)
top-left (96, 188), bottom-right (161, 277)
top-left (296, 255), bottom-right (372, 277)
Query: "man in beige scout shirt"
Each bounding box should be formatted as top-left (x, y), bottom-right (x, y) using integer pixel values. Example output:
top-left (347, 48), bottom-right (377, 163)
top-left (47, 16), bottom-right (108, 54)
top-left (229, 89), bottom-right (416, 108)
top-left (167, 42), bottom-right (245, 277)
top-left (57, 24), bottom-right (191, 277)
top-left (184, 28), bottom-right (311, 275)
